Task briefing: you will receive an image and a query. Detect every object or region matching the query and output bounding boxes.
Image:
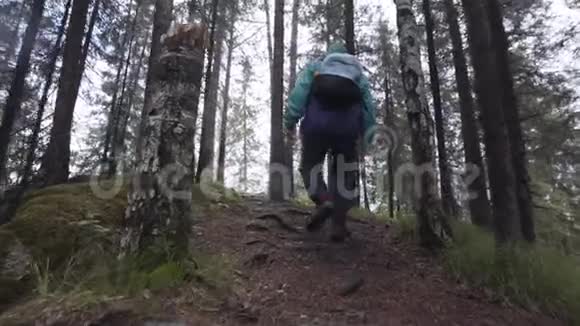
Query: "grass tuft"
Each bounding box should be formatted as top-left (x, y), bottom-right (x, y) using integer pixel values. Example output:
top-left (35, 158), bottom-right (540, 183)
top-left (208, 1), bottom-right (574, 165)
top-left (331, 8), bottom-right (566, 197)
top-left (446, 223), bottom-right (580, 324)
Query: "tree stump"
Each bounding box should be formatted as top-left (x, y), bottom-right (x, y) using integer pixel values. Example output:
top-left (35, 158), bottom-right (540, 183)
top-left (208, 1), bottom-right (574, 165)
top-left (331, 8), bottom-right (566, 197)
top-left (120, 23), bottom-right (208, 258)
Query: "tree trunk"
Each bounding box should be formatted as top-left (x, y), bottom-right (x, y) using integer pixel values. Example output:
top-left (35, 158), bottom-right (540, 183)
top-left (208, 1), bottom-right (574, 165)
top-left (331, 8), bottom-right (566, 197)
top-left (422, 0), bottom-right (458, 217)
top-left (0, 0), bottom-right (45, 187)
top-left (20, 0), bottom-right (72, 189)
top-left (264, 0), bottom-right (273, 69)
top-left (461, 0), bottom-right (521, 243)
top-left (486, 0), bottom-right (535, 242)
top-left (240, 58), bottom-right (251, 192)
top-left (326, 0), bottom-right (342, 45)
top-left (120, 23), bottom-right (207, 258)
top-left (394, 0), bottom-right (451, 247)
top-left (102, 1), bottom-right (136, 171)
top-left (379, 24), bottom-right (396, 219)
top-left (4, 0), bottom-right (27, 64)
top-left (344, 0), bottom-right (355, 54)
top-left (42, 0), bottom-right (92, 186)
top-left (217, 13), bottom-right (236, 184)
top-left (194, 0), bottom-right (219, 180)
top-left (196, 0), bottom-right (227, 183)
top-left (109, 2), bottom-right (141, 176)
top-left (269, 0), bottom-right (285, 201)
top-left (285, 0), bottom-right (300, 197)
top-left (115, 31), bottom-right (151, 172)
top-left (443, 0), bottom-right (491, 227)
top-left (136, 0), bottom-right (174, 162)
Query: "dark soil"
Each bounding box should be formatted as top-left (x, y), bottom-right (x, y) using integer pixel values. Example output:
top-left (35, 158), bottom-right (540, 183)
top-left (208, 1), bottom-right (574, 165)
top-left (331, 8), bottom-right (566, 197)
top-left (189, 196), bottom-right (563, 326)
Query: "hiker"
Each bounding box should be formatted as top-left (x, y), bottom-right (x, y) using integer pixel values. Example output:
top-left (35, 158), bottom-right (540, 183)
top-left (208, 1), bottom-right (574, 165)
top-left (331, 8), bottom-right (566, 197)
top-left (284, 43), bottom-right (377, 242)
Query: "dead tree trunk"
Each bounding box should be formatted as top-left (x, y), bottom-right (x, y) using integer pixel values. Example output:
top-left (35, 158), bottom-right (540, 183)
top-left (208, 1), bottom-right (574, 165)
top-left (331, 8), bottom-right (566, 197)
top-left (486, 0), bottom-right (535, 242)
top-left (461, 0), bottom-right (521, 243)
top-left (196, 0), bottom-right (227, 183)
top-left (443, 0), bottom-right (491, 227)
top-left (121, 23), bottom-right (207, 259)
top-left (217, 11), bottom-right (236, 184)
top-left (394, 0), bottom-right (451, 247)
top-left (422, 0), bottom-right (459, 217)
top-left (0, 0), bottom-right (45, 187)
top-left (20, 0), bottom-right (72, 189)
top-left (42, 0), bottom-right (92, 185)
top-left (136, 0), bottom-right (174, 162)
top-left (269, 0), bottom-right (285, 201)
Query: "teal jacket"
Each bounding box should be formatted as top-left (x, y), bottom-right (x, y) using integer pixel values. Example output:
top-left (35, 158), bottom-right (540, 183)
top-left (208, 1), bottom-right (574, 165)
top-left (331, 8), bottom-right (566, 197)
top-left (284, 45), bottom-right (377, 137)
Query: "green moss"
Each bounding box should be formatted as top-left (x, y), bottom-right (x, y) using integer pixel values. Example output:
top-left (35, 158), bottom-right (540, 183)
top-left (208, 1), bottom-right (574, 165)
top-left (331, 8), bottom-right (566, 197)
top-left (147, 262), bottom-right (187, 291)
top-left (3, 181), bottom-right (126, 269)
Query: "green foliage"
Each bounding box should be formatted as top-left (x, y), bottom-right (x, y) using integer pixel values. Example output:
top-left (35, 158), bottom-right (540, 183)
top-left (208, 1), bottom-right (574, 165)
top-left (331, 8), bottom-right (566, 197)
top-left (446, 223), bottom-right (580, 324)
top-left (0, 180), bottom-right (238, 310)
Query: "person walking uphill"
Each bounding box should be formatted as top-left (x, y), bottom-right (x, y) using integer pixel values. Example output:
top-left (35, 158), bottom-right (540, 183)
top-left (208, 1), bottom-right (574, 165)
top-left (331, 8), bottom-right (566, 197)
top-left (284, 43), bottom-right (377, 242)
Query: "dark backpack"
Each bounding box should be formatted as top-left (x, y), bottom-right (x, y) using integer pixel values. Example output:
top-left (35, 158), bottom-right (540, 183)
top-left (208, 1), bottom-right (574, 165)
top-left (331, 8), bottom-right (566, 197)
top-left (300, 74), bottom-right (364, 139)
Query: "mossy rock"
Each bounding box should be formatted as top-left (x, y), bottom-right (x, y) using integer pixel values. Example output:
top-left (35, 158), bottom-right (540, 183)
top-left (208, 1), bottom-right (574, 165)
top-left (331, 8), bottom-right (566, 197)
top-left (3, 181), bottom-right (128, 268)
top-left (0, 180), bottom-right (128, 308)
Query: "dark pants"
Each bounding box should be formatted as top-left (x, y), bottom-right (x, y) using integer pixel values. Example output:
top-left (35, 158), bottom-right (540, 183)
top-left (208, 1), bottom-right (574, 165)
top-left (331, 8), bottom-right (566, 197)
top-left (299, 133), bottom-right (359, 214)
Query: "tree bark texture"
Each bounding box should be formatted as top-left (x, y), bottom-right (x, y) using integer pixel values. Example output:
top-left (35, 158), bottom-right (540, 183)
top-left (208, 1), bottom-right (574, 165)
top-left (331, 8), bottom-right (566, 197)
top-left (486, 0), bottom-right (535, 242)
top-left (196, 0), bottom-right (227, 182)
top-left (0, 0), bottom-right (46, 187)
top-left (136, 0), bottom-right (174, 162)
top-left (20, 0), bottom-right (72, 189)
top-left (443, 0), bottom-right (492, 227)
top-left (285, 0), bottom-right (300, 197)
top-left (422, 0), bottom-right (459, 218)
top-left (344, 0), bottom-right (355, 54)
top-left (42, 0), bottom-right (92, 185)
top-left (217, 12), bottom-right (236, 184)
top-left (394, 0), bottom-right (451, 247)
top-left (121, 23), bottom-right (207, 258)
top-left (269, 0), bottom-right (285, 201)
top-left (461, 0), bottom-right (521, 242)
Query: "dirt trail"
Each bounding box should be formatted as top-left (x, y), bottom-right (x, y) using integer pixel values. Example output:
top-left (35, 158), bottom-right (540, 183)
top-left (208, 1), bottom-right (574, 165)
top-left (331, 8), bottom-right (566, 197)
top-left (192, 196), bottom-right (562, 326)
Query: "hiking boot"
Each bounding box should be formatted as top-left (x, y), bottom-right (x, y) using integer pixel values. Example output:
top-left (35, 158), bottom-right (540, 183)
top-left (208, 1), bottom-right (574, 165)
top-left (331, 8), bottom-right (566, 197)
top-left (330, 213), bottom-right (350, 243)
top-left (306, 201), bottom-right (334, 232)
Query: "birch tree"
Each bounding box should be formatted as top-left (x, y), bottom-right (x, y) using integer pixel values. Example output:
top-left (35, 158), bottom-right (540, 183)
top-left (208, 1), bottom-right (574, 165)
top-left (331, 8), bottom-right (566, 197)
top-left (394, 0), bottom-right (452, 247)
top-left (121, 23), bottom-right (207, 258)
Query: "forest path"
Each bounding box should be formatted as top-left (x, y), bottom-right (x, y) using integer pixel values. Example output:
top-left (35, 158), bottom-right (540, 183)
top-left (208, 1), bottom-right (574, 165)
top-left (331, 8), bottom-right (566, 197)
top-left (191, 196), bottom-right (562, 326)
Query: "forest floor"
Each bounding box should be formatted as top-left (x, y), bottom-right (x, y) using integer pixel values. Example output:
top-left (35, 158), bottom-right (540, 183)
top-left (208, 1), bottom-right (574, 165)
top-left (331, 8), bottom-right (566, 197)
top-left (181, 196), bottom-right (562, 326)
top-left (0, 192), bottom-right (565, 325)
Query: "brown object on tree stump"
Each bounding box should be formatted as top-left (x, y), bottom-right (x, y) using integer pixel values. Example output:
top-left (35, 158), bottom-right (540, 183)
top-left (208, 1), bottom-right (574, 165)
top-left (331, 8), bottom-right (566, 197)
top-left (120, 23), bottom-right (207, 258)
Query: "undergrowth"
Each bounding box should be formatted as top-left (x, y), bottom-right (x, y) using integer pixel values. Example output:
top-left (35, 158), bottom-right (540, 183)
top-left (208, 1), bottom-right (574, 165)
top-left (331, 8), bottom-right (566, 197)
top-left (446, 223), bottom-right (580, 324)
